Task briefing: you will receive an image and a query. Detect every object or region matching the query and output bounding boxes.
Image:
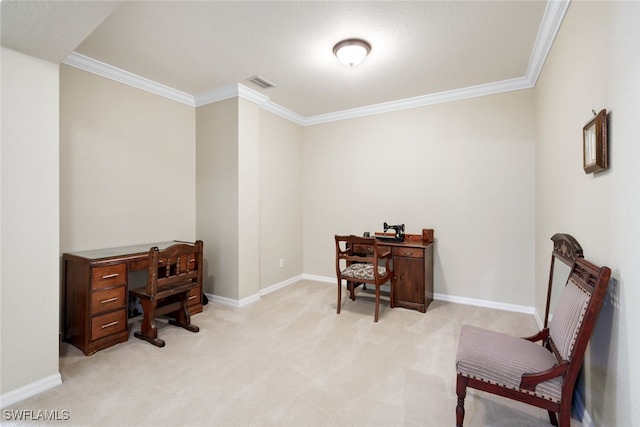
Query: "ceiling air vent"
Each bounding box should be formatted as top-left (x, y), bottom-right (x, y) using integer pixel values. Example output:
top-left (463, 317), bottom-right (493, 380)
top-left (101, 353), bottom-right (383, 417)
top-left (247, 75), bottom-right (276, 89)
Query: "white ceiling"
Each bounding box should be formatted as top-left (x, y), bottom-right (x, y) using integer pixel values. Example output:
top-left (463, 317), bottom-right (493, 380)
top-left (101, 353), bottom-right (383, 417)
top-left (1, 1), bottom-right (567, 123)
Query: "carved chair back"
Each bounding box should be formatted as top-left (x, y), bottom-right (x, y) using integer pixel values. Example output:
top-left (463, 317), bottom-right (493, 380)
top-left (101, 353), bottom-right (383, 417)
top-left (147, 240), bottom-right (203, 298)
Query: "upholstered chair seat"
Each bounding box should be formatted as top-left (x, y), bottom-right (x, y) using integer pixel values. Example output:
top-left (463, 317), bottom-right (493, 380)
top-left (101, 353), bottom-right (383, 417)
top-left (340, 263), bottom-right (388, 281)
top-left (456, 324), bottom-right (563, 403)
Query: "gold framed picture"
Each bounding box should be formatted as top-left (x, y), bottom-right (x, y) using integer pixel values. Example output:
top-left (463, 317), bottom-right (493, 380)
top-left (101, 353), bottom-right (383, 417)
top-left (583, 109), bottom-right (608, 174)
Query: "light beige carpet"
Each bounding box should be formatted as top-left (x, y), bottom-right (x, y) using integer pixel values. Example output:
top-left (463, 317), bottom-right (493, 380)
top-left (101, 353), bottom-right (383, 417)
top-left (4, 280), bottom-right (581, 426)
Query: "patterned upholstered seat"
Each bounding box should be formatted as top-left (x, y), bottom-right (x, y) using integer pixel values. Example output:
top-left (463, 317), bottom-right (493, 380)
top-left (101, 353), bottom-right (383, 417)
top-left (454, 236), bottom-right (610, 427)
top-left (340, 263), bottom-right (388, 281)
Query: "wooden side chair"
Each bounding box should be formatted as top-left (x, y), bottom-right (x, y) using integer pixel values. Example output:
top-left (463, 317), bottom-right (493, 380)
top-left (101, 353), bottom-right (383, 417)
top-left (335, 235), bottom-right (393, 322)
top-left (455, 253), bottom-right (611, 427)
top-left (129, 240), bottom-right (203, 347)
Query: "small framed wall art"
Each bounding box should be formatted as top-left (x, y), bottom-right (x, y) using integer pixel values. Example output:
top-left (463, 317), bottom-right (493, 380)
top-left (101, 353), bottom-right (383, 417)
top-left (583, 109), bottom-right (608, 174)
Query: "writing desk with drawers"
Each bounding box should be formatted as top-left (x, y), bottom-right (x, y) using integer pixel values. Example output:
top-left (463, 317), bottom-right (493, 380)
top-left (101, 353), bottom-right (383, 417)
top-left (62, 241), bottom-right (203, 355)
top-left (352, 233), bottom-right (434, 313)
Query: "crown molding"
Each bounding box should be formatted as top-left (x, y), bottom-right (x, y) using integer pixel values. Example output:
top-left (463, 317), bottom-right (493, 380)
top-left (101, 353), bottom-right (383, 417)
top-left (62, 0), bottom-right (568, 126)
top-left (195, 83), bottom-right (270, 107)
top-left (191, 83), bottom-right (306, 124)
top-left (303, 76), bottom-right (533, 126)
top-left (237, 84), bottom-right (270, 105)
top-left (193, 84), bottom-right (237, 107)
top-left (260, 100), bottom-right (306, 126)
top-left (63, 52), bottom-right (194, 106)
top-left (526, 0), bottom-right (571, 86)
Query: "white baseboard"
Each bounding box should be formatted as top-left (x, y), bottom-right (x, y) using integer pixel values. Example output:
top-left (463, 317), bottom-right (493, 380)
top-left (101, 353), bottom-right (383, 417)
top-left (433, 292), bottom-right (535, 314)
top-left (260, 274), bottom-right (305, 296)
top-left (206, 292), bottom-right (260, 308)
top-left (302, 274), bottom-right (536, 315)
top-left (301, 273), bottom-right (334, 284)
top-left (533, 309), bottom-right (544, 329)
top-left (0, 373), bottom-right (62, 409)
top-left (205, 274), bottom-right (304, 308)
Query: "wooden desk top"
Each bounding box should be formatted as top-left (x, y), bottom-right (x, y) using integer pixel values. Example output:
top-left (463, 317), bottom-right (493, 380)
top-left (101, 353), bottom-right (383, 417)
top-left (63, 241), bottom-right (187, 267)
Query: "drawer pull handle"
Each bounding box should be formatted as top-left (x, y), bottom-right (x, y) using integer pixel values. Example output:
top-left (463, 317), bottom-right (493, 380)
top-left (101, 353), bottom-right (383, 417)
top-left (101, 297), bottom-right (118, 304)
top-left (101, 273), bottom-right (119, 279)
top-left (404, 250), bottom-right (412, 255)
top-left (188, 295), bottom-right (196, 300)
top-left (101, 321), bottom-right (119, 329)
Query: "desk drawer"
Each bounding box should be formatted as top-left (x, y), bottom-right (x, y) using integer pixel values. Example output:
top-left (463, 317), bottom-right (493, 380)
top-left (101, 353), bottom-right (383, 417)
top-left (393, 247), bottom-right (424, 258)
top-left (91, 264), bottom-right (126, 290)
top-left (187, 287), bottom-right (201, 307)
top-left (91, 286), bottom-right (126, 315)
top-left (352, 244), bottom-right (390, 255)
top-left (91, 309), bottom-right (126, 341)
top-left (129, 259), bottom-right (148, 272)
top-left (352, 244), bottom-right (373, 254)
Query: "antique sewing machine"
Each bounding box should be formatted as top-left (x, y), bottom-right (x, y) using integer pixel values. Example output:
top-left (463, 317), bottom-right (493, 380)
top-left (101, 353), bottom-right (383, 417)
top-left (375, 222), bottom-right (405, 242)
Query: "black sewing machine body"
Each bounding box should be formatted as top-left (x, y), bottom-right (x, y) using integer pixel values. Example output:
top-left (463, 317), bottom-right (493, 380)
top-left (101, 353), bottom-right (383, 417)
top-left (376, 222), bottom-right (405, 242)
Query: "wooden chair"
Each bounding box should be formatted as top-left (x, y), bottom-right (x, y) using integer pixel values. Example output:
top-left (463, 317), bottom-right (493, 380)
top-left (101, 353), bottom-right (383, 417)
top-left (335, 235), bottom-right (394, 322)
top-left (455, 252), bottom-right (611, 427)
top-left (129, 240), bottom-right (203, 347)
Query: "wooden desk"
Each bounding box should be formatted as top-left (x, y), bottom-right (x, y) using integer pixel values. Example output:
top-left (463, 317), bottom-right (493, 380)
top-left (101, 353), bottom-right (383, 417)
top-left (62, 241), bottom-right (203, 355)
top-left (353, 234), bottom-right (434, 313)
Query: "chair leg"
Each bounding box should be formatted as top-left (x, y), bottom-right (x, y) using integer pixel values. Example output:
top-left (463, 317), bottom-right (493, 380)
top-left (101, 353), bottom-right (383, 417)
top-left (558, 399), bottom-right (571, 427)
top-left (134, 299), bottom-right (165, 347)
top-left (349, 280), bottom-right (356, 300)
top-left (374, 284), bottom-right (380, 322)
top-left (455, 375), bottom-right (467, 427)
top-left (168, 294), bottom-right (199, 333)
top-left (548, 411), bottom-right (559, 427)
top-left (337, 279), bottom-right (342, 314)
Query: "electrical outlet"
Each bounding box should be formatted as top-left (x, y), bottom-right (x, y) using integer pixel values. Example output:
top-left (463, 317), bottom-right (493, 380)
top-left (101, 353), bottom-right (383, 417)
top-left (279, 258), bottom-right (285, 269)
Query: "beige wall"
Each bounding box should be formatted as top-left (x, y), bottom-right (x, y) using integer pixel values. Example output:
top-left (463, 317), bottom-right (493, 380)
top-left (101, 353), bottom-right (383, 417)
top-left (535, 1), bottom-right (640, 425)
top-left (197, 99), bottom-right (304, 300)
top-left (59, 65), bottom-right (196, 252)
top-left (196, 98), bottom-right (240, 299)
top-left (237, 99), bottom-right (260, 300)
top-left (302, 90), bottom-right (535, 307)
top-left (259, 110), bottom-right (303, 288)
top-left (1, 48), bottom-right (60, 395)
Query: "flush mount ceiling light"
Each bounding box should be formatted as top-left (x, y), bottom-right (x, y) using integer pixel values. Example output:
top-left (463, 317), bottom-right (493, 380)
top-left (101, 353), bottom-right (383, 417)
top-left (333, 39), bottom-right (371, 67)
